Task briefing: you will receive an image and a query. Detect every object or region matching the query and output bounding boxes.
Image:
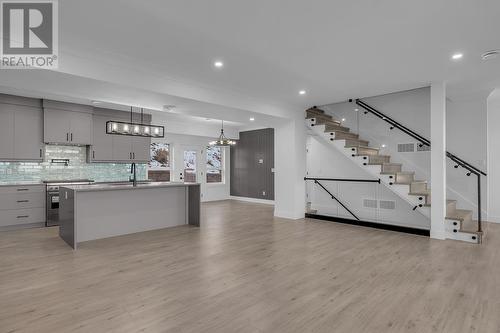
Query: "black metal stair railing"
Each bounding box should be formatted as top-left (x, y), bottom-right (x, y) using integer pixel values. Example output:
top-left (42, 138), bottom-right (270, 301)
top-left (353, 99), bottom-right (487, 232)
top-left (304, 177), bottom-right (381, 221)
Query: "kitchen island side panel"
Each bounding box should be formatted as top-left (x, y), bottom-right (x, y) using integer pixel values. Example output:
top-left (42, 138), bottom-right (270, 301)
top-left (75, 186), bottom-right (187, 243)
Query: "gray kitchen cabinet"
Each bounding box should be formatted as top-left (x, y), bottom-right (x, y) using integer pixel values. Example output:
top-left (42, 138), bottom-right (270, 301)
top-left (0, 109), bottom-right (15, 159)
top-left (70, 112), bottom-right (92, 145)
top-left (14, 107), bottom-right (44, 160)
top-left (112, 135), bottom-right (133, 162)
top-left (0, 100), bottom-right (43, 161)
top-left (44, 109), bottom-right (70, 144)
top-left (89, 115), bottom-right (113, 161)
top-left (44, 109), bottom-right (92, 145)
top-left (132, 136), bottom-right (151, 162)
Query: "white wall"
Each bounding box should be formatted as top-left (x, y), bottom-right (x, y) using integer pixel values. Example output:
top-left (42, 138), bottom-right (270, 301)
top-left (274, 117), bottom-right (306, 219)
top-left (306, 135), bottom-right (430, 230)
top-left (487, 90), bottom-right (500, 223)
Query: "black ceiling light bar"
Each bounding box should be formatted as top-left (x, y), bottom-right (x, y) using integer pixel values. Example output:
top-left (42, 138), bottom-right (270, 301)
top-left (106, 107), bottom-right (165, 138)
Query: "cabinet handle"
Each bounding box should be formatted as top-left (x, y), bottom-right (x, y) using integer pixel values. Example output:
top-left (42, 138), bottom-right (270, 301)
top-left (133, 152), bottom-right (135, 159)
top-left (93, 151), bottom-right (95, 159)
top-left (17, 188), bottom-right (29, 191)
top-left (66, 133), bottom-right (69, 141)
top-left (39, 148), bottom-right (42, 158)
top-left (17, 200), bottom-right (29, 203)
top-left (71, 133), bottom-right (73, 141)
top-left (129, 152), bottom-right (132, 159)
top-left (17, 215), bottom-right (29, 219)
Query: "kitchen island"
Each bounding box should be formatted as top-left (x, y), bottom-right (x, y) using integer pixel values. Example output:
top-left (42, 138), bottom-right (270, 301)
top-left (58, 182), bottom-right (200, 249)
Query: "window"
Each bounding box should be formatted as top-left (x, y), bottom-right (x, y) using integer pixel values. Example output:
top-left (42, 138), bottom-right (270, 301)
top-left (206, 146), bottom-right (223, 183)
top-left (183, 150), bottom-right (197, 182)
top-left (148, 143), bottom-right (170, 181)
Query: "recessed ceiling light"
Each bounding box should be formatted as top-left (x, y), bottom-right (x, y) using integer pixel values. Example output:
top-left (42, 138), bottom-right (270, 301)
top-left (249, 117), bottom-right (255, 121)
top-left (163, 105), bottom-right (176, 111)
top-left (341, 118), bottom-right (346, 122)
top-left (214, 61), bottom-right (224, 68)
top-left (91, 100), bottom-right (101, 105)
top-left (482, 50), bottom-right (500, 61)
top-left (299, 90), bottom-right (306, 95)
top-left (354, 108), bottom-right (359, 112)
top-left (381, 144), bottom-right (386, 148)
top-left (451, 53), bottom-right (464, 60)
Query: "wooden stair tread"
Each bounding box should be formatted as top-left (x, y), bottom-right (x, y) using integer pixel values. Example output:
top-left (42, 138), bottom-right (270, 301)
top-left (446, 209), bottom-right (472, 221)
top-left (460, 219), bottom-right (481, 234)
top-left (409, 190), bottom-right (430, 196)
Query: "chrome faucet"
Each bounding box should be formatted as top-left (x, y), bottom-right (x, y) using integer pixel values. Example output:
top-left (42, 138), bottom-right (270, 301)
top-left (130, 162), bottom-right (137, 187)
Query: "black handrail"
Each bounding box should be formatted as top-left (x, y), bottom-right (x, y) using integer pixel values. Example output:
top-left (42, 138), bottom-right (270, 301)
top-left (304, 177), bottom-right (380, 183)
top-left (354, 98), bottom-right (486, 232)
top-left (306, 179), bottom-right (360, 220)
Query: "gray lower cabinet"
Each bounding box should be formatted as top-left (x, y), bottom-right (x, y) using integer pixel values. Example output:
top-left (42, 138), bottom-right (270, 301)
top-left (0, 185), bottom-right (45, 228)
top-left (44, 109), bottom-right (92, 145)
top-left (89, 114), bottom-right (151, 163)
top-left (0, 101), bottom-right (43, 161)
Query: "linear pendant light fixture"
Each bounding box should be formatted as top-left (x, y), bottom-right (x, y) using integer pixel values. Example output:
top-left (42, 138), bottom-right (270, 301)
top-left (209, 120), bottom-right (236, 146)
top-left (106, 107), bottom-right (165, 138)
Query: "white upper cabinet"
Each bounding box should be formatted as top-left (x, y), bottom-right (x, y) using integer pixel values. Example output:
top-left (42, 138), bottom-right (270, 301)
top-left (0, 95), bottom-right (43, 161)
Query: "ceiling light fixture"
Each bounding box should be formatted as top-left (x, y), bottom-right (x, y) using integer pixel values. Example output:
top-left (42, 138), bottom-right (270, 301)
top-left (299, 90), bottom-right (306, 95)
top-left (381, 144), bottom-right (386, 148)
top-left (482, 50), bottom-right (500, 60)
top-left (214, 61), bottom-right (224, 68)
top-left (451, 53), bottom-right (464, 60)
top-left (341, 118), bottom-right (346, 122)
top-left (106, 106), bottom-right (165, 138)
top-left (249, 117), bottom-right (255, 121)
top-left (209, 120), bottom-right (236, 146)
top-left (354, 108), bottom-right (359, 112)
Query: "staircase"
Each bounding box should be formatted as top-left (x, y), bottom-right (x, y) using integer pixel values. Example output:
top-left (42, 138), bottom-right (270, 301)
top-left (305, 106), bottom-right (482, 244)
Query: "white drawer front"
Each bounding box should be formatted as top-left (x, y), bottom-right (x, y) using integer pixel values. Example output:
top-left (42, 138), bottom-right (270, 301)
top-left (0, 185), bottom-right (44, 194)
top-left (0, 192), bottom-right (45, 210)
top-left (0, 208), bottom-right (45, 227)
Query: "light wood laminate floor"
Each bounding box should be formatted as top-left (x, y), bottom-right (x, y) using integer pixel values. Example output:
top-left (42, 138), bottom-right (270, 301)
top-left (1, 200), bottom-right (500, 333)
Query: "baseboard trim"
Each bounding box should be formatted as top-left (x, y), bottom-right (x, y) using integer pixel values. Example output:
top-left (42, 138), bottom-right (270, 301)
top-left (305, 213), bottom-right (430, 236)
top-left (229, 196), bottom-right (275, 205)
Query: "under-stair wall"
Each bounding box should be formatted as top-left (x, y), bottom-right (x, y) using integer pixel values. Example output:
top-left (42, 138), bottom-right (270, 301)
top-left (321, 87), bottom-right (487, 220)
top-left (306, 135), bottom-right (430, 230)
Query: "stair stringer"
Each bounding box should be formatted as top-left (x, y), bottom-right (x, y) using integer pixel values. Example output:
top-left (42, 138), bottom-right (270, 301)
top-left (307, 118), bottom-right (430, 219)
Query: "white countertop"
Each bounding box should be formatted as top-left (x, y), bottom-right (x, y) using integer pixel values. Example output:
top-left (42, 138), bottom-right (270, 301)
top-left (0, 181), bottom-right (44, 187)
top-left (60, 181), bottom-right (200, 192)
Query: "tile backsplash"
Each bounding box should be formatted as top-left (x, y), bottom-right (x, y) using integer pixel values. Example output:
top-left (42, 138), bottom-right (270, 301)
top-left (0, 145), bottom-right (147, 182)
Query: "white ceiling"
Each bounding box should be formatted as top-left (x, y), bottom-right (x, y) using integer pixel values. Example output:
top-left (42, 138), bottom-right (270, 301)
top-left (1, 0), bottom-right (500, 119)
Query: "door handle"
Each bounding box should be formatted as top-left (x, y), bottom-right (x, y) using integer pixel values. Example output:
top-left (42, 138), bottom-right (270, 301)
top-left (93, 150), bottom-right (95, 159)
top-left (17, 200), bottom-right (29, 203)
top-left (133, 152), bottom-right (135, 159)
top-left (17, 188), bottom-right (29, 191)
top-left (16, 215), bottom-right (29, 219)
top-left (66, 133), bottom-right (69, 141)
top-left (39, 148), bottom-right (42, 158)
top-left (130, 152), bottom-right (132, 159)
top-left (71, 133), bottom-right (73, 141)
